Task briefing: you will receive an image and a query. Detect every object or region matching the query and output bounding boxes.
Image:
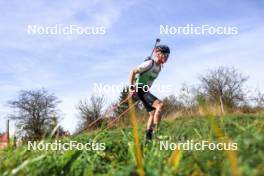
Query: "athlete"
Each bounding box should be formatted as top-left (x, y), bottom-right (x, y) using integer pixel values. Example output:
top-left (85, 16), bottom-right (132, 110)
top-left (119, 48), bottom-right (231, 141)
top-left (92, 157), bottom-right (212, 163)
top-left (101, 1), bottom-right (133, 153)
top-left (128, 45), bottom-right (170, 140)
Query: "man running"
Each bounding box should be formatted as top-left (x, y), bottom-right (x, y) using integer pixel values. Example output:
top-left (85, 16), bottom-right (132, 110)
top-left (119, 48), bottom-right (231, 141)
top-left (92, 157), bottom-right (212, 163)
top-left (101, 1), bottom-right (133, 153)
top-left (128, 44), bottom-right (170, 140)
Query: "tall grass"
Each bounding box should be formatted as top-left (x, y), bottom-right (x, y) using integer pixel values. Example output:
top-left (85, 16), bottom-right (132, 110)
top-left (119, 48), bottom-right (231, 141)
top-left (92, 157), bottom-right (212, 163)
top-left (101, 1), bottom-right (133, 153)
top-left (128, 97), bottom-right (144, 176)
top-left (198, 98), bottom-right (242, 176)
top-left (0, 113), bottom-right (263, 175)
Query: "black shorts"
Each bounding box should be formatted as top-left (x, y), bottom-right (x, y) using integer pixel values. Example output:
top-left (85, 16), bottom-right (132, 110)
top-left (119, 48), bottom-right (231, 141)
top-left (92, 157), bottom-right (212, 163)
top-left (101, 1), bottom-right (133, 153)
top-left (136, 88), bottom-right (159, 112)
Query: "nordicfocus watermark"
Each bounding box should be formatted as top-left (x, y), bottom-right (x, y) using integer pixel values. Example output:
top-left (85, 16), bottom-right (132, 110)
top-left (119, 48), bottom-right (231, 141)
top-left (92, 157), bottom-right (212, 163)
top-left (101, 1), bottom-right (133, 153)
top-left (93, 82), bottom-right (172, 94)
top-left (27, 24), bottom-right (106, 35)
top-left (28, 140), bottom-right (106, 151)
top-left (160, 24), bottom-right (238, 35)
top-left (160, 140), bottom-right (238, 151)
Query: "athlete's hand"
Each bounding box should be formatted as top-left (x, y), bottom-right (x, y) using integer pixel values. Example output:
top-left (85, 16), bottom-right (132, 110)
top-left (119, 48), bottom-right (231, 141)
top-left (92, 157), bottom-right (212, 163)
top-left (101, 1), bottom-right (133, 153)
top-left (129, 91), bottom-right (136, 98)
top-left (128, 85), bottom-right (136, 97)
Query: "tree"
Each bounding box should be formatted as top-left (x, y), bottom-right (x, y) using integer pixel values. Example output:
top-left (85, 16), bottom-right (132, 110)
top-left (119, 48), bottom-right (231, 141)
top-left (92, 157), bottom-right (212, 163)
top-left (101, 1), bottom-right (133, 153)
top-left (254, 90), bottom-right (264, 108)
top-left (114, 87), bottom-right (129, 116)
top-left (178, 83), bottom-right (198, 115)
top-left (199, 67), bottom-right (248, 113)
top-left (162, 95), bottom-right (183, 116)
top-left (77, 94), bottom-right (105, 130)
top-left (8, 89), bottom-right (60, 140)
top-left (113, 86), bottom-right (139, 118)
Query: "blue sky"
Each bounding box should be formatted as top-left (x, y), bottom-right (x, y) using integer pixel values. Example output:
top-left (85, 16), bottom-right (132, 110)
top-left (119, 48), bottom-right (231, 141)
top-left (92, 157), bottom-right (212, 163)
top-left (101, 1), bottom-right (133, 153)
top-left (0, 0), bottom-right (263, 133)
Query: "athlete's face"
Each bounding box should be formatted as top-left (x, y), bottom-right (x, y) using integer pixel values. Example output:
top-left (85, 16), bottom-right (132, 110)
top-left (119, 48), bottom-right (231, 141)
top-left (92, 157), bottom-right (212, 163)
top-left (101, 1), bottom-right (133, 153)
top-left (156, 51), bottom-right (169, 64)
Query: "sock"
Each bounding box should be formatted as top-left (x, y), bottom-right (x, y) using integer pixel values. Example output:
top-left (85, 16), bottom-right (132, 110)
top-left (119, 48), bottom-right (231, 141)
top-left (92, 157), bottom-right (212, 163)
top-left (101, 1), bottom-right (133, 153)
top-left (146, 129), bottom-right (153, 140)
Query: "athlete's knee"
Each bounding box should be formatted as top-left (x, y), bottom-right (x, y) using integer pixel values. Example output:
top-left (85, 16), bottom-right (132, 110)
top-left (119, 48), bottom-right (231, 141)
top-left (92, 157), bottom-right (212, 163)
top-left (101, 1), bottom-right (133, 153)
top-left (149, 111), bottom-right (155, 117)
top-left (157, 101), bottom-right (163, 111)
top-left (160, 102), bottom-right (164, 109)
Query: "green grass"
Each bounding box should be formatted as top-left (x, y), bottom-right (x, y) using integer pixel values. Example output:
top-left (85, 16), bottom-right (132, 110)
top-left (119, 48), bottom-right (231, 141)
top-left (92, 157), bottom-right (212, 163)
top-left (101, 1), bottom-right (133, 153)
top-left (0, 114), bottom-right (264, 176)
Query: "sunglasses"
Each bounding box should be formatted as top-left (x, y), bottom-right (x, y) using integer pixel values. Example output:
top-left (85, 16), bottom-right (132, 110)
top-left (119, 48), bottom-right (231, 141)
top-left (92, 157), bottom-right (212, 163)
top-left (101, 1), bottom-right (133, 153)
top-left (161, 53), bottom-right (169, 58)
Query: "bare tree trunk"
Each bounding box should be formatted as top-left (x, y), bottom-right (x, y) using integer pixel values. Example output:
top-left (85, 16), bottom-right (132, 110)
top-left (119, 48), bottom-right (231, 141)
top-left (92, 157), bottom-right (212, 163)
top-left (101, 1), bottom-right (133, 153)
top-left (220, 96), bottom-right (225, 115)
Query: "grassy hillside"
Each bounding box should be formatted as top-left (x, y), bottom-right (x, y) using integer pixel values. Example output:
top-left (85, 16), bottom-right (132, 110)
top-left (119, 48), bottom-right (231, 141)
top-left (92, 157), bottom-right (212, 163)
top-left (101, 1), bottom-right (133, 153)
top-left (1, 114), bottom-right (264, 176)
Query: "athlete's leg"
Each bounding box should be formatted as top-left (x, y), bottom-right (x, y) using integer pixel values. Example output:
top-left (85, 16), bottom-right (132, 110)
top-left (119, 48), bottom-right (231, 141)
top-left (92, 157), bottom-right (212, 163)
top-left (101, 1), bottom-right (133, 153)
top-left (147, 111), bottom-right (155, 130)
top-left (146, 111), bottom-right (155, 140)
top-left (138, 90), bottom-right (159, 140)
top-left (152, 100), bottom-right (163, 131)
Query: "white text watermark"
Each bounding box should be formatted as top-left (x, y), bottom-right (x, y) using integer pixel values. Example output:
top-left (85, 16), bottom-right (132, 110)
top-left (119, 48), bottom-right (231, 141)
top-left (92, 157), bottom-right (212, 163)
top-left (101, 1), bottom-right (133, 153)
top-left (160, 24), bottom-right (238, 35)
top-left (93, 82), bottom-right (173, 94)
top-left (160, 140), bottom-right (238, 151)
top-left (28, 140), bottom-right (106, 151)
top-left (27, 24), bottom-right (106, 35)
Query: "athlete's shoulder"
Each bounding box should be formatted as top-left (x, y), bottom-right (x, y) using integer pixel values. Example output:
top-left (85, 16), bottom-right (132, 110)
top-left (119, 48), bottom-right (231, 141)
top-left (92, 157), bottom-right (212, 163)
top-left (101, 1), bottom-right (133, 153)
top-left (137, 59), bottom-right (154, 73)
top-left (144, 59), bottom-right (154, 65)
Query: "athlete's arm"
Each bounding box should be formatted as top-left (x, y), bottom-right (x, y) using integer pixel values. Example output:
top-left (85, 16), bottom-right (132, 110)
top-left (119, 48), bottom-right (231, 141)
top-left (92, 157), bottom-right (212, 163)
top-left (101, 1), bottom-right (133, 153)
top-left (129, 60), bottom-right (153, 89)
top-left (128, 68), bottom-right (139, 86)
